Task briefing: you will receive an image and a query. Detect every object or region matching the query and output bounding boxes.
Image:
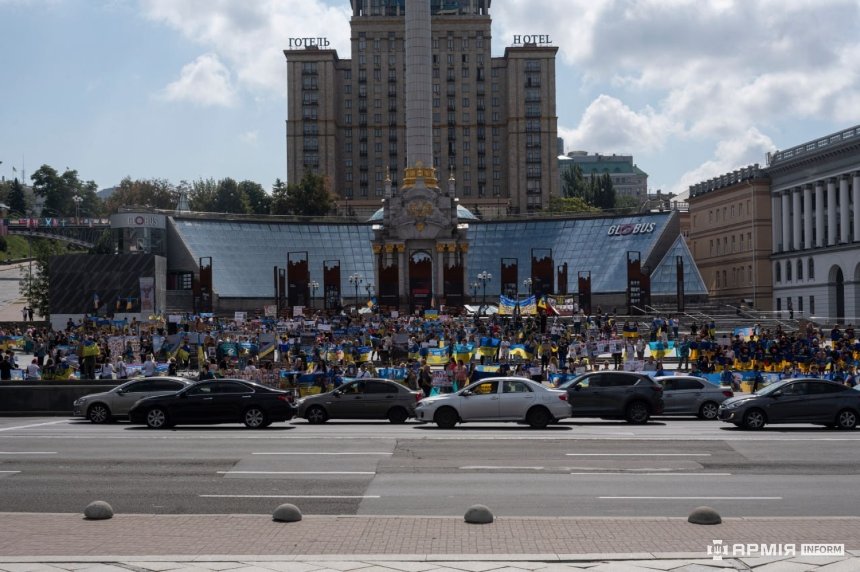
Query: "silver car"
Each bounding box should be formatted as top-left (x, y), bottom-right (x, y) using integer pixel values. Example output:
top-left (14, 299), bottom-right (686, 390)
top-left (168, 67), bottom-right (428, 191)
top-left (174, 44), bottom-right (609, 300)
top-left (414, 377), bottom-right (570, 429)
top-left (653, 375), bottom-right (734, 419)
top-left (73, 377), bottom-right (194, 423)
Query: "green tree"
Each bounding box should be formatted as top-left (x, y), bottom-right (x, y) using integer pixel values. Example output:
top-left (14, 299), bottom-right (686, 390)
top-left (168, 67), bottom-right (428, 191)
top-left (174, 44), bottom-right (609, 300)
top-left (20, 239), bottom-right (65, 319)
top-left (30, 165), bottom-right (100, 216)
top-left (105, 177), bottom-right (177, 213)
top-left (270, 178), bottom-right (289, 215)
top-left (212, 178), bottom-right (248, 213)
top-left (239, 180), bottom-right (271, 214)
top-left (188, 178), bottom-right (219, 212)
top-left (7, 178), bottom-right (28, 215)
top-left (560, 163), bottom-right (586, 199)
top-left (547, 196), bottom-right (600, 214)
top-left (283, 172), bottom-right (332, 216)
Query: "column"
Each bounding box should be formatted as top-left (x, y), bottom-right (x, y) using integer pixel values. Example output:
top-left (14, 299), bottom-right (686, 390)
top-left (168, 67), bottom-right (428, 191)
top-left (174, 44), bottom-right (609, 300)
top-left (854, 172), bottom-right (860, 242)
top-left (781, 192), bottom-right (791, 251)
top-left (815, 181), bottom-right (825, 247)
top-left (827, 178), bottom-right (837, 246)
top-left (792, 187), bottom-right (802, 251)
top-left (803, 184), bottom-right (813, 250)
top-left (772, 195), bottom-right (782, 254)
top-left (840, 175), bottom-right (850, 243)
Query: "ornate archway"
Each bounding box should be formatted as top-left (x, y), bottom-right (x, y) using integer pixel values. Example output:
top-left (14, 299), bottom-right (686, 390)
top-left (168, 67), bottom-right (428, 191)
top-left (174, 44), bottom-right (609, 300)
top-left (409, 250), bottom-right (433, 311)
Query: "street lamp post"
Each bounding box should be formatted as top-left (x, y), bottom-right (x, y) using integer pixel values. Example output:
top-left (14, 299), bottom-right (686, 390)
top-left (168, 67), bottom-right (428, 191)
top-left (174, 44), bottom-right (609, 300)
top-left (523, 277), bottom-right (533, 297)
top-left (477, 270), bottom-right (492, 314)
top-left (348, 273), bottom-right (363, 310)
top-left (72, 194), bottom-right (83, 221)
top-left (470, 281), bottom-right (479, 301)
top-left (310, 280), bottom-right (319, 308)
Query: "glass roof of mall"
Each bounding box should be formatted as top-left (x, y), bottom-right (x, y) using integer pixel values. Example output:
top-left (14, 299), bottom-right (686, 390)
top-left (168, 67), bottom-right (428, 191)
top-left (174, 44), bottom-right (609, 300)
top-left (170, 212), bottom-right (707, 298)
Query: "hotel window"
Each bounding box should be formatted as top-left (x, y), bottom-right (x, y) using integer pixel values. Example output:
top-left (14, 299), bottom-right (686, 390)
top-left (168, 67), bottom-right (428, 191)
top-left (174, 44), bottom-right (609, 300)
top-left (432, 38), bottom-right (439, 49)
top-left (808, 258), bottom-right (815, 279)
top-left (797, 260), bottom-right (803, 280)
top-left (476, 35), bottom-right (484, 48)
top-left (447, 36), bottom-right (454, 50)
top-left (786, 262), bottom-right (792, 281)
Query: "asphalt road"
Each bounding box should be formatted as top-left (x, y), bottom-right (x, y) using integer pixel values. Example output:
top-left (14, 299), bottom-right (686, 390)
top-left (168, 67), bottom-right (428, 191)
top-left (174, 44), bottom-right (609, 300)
top-left (1, 416), bottom-right (859, 517)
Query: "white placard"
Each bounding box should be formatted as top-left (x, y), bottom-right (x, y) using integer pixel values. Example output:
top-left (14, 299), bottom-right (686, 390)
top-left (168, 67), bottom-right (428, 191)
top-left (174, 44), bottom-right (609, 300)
top-left (293, 306), bottom-right (304, 317)
top-left (234, 311), bottom-right (247, 323)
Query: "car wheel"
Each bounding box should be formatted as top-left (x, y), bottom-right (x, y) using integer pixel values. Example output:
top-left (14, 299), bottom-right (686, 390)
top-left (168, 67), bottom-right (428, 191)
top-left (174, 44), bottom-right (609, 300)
top-left (625, 401), bottom-right (650, 424)
top-left (146, 407), bottom-right (169, 429)
top-left (387, 407), bottom-right (408, 424)
top-left (526, 406), bottom-right (552, 429)
top-left (243, 407), bottom-right (268, 429)
top-left (87, 403), bottom-right (111, 424)
top-left (305, 405), bottom-right (328, 424)
top-left (742, 408), bottom-right (766, 430)
top-left (698, 401), bottom-right (720, 420)
top-left (433, 407), bottom-right (458, 429)
top-left (836, 409), bottom-right (858, 430)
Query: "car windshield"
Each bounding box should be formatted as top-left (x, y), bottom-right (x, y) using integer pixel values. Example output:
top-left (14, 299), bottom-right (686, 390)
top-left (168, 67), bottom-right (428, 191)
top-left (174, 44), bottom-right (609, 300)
top-left (556, 374), bottom-right (588, 389)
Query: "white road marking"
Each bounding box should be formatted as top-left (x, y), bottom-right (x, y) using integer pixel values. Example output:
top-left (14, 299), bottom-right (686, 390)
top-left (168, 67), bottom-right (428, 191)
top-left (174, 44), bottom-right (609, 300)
top-left (566, 453), bottom-right (711, 456)
top-left (570, 472), bottom-right (731, 476)
top-left (0, 451), bottom-right (56, 455)
top-left (460, 466), bottom-right (544, 470)
top-left (600, 496), bottom-right (781, 500)
top-left (217, 471), bottom-right (375, 475)
top-left (0, 420), bottom-right (68, 432)
top-left (200, 494), bottom-right (381, 499)
top-left (252, 452), bottom-right (392, 455)
top-left (0, 470), bottom-right (21, 474)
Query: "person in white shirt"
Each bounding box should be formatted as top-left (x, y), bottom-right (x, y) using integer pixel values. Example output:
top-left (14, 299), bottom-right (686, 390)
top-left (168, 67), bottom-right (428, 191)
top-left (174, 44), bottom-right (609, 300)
top-left (99, 361), bottom-right (115, 379)
top-left (142, 355), bottom-right (156, 377)
top-left (25, 359), bottom-right (41, 380)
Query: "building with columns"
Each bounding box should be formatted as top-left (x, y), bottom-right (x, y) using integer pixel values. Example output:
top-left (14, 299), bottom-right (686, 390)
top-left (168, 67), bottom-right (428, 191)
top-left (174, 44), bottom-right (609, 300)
top-left (768, 125), bottom-right (860, 322)
top-left (687, 164), bottom-right (773, 310)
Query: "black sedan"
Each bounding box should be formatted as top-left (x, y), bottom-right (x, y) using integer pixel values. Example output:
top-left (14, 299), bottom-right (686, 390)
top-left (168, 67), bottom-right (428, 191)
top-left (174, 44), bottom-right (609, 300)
top-left (128, 379), bottom-right (296, 429)
top-left (718, 378), bottom-right (860, 430)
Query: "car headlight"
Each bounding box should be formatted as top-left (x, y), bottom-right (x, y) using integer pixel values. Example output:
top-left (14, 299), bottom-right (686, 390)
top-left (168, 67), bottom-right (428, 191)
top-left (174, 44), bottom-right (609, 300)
top-left (74, 397), bottom-right (87, 406)
top-left (295, 398), bottom-right (305, 407)
top-left (722, 401), bottom-right (743, 409)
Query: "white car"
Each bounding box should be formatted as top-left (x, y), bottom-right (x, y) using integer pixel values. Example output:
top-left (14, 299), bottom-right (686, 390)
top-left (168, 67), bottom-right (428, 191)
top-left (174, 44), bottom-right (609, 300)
top-left (415, 377), bottom-right (569, 429)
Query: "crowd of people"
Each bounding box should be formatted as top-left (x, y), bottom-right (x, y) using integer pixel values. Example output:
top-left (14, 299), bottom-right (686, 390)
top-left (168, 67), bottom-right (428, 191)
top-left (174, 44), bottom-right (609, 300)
top-left (0, 308), bottom-right (857, 391)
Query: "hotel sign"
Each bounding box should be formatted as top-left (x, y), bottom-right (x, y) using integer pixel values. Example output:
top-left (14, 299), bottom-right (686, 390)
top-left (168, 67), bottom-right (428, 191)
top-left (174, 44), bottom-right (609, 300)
top-left (288, 37), bottom-right (330, 48)
top-left (512, 35), bottom-right (553, 46)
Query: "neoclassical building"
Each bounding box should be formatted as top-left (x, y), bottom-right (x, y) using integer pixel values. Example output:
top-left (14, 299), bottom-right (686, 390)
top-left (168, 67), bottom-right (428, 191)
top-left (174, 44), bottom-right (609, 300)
top-left (768, 125), bottom-right (860, 322)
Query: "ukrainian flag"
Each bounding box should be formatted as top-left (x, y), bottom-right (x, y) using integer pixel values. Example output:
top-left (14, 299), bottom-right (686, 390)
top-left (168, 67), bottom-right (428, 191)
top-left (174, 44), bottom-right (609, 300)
top-left (324, 346), bottom-right (340, 362)
top-left (509, 344), bottom-right (533, 360)
top-left (477, 337), bottom-right (500, 358)
top-left (498, 296), bottom-right (517, 316)
top-left (426, 347), bottom-right (449, 366)
top-left (453, 343), bottom-right (475, 363)
top-left (519, 295), bottom-right (537, 315)
top-left (356, 346), bottom-right (374, 363)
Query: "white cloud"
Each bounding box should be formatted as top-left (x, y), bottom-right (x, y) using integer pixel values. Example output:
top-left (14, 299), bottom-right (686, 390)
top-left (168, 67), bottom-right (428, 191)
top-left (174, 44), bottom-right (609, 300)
top-left (160, 53), bottom-right (237, 107)
top-left (561, 95), bottom-right (680, 155)
top-left (141, 0), bottom-right (351, 95)
top-left (671, 128), bottom-right (776, 195)
top-left (239, 130), bottom-right (259, 144)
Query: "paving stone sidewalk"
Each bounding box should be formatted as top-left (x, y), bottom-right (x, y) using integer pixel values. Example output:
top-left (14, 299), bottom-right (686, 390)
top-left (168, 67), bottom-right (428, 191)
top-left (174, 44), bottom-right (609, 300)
top-left (0, 513), bottom-right (858, 570)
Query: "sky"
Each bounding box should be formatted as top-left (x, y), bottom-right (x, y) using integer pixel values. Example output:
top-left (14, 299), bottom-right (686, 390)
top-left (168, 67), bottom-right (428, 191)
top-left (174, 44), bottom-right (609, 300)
top-left (1, 0), bottom-right (859, 198)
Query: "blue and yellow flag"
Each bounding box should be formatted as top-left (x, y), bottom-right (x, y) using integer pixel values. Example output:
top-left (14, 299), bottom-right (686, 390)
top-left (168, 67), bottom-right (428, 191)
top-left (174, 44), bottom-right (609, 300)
top-left (356, 346), bottom-right (374, 363)
top-left (498, 296), bottom-right (517, 316)
top-left (509, 344), bottom-right (533, 360)
top-left (453, 343), bottom-right (475, 363)
top-left (519, 295), bottom-right (537, 315)
top-left (477, 336), bottom-right (500, 358)
top-left (426, 347), bottom-right (450, 366)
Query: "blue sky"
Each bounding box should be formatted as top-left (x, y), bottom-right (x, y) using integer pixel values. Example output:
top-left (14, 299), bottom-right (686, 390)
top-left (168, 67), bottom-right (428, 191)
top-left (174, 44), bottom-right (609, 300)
top-left (2, 0), bottom-right (859, 197)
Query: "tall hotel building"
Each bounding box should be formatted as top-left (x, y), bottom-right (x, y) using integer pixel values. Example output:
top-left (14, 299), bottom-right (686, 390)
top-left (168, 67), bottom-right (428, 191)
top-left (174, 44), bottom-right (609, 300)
top-left (285, 0), bottom-right (559, 216)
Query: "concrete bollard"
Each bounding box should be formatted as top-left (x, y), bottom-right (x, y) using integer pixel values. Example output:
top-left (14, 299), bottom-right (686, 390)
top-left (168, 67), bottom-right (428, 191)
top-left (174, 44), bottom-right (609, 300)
top-left (464, 504), bottom-right (494, 524)
top-left (688, 506), bottom-right (721, 525)
top-left (272, 503), bottom-right (303, 522)
top-left (83, 501), bottom-right (114, 520)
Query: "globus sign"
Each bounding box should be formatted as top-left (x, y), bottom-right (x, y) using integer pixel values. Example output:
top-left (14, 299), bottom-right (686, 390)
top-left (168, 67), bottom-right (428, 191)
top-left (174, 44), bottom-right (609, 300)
top-left (607, 222), bottom-right (657, 236)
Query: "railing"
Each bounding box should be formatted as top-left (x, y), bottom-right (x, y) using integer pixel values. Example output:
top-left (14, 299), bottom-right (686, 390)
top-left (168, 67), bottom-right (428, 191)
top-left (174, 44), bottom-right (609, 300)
top-left (768, 125), bottom-right (859, 165)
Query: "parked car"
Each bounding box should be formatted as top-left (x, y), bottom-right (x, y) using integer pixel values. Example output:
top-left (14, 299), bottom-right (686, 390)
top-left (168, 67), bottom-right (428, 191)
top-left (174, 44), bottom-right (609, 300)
top-left (73, 377), bottom-right (194, 423)
top-left (653, 375), bottom-right (733, 419)
top-left (414, 377), bottom-right (569, 429)
top-left (557, 371), bottom-right (664, 424)
top-left (128, 379), bottom-right (296, 429)
top-left (718, 378), bottom-right (860, 430)
top-left (297, 378), bottom-right (422, 424)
